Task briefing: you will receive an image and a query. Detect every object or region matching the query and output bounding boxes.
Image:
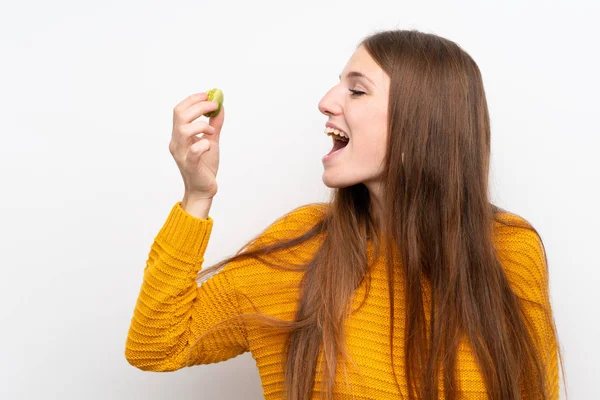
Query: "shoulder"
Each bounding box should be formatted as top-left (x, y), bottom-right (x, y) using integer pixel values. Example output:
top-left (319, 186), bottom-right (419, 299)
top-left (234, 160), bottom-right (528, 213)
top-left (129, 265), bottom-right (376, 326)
top-left (250, 202), bottom-right (328, 246)
top-left (493, 211), bottom-right (544, 258)
top-left (492, 211), bottom-right (550, 307)
top-left (277, 202), bottom-right (329, 224)
top-left (228, 203), bottom-right (328, 314)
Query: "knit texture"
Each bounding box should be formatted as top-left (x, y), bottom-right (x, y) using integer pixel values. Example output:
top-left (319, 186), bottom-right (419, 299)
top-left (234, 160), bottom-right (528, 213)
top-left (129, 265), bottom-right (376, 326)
top-left (125, 202), bottom-right (559, 399)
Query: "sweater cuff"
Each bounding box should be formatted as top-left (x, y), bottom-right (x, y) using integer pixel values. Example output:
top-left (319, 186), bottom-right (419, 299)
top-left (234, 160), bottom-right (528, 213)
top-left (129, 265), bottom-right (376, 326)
top-left (156, 201), bottom-right (214, 260)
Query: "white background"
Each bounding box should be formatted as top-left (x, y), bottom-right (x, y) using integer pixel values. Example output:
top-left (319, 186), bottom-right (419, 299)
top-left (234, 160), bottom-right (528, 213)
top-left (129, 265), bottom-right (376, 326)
top-left (1, 0), bottom-right (598, 399)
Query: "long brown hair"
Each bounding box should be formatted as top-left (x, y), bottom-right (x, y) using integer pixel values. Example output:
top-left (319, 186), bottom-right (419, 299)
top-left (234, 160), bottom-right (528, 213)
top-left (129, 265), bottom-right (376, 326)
top-left (186, 29), bottom-right (566, 399)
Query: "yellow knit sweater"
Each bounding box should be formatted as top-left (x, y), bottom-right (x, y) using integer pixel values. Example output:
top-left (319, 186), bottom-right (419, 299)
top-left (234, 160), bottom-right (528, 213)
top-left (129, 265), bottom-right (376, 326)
top-left (125, 201), bottom-right (559, 399)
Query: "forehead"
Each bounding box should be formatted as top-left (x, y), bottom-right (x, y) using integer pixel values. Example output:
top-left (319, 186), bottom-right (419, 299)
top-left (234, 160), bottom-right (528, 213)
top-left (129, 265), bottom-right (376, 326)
top-left (340, 45), bottom-right (388, 87)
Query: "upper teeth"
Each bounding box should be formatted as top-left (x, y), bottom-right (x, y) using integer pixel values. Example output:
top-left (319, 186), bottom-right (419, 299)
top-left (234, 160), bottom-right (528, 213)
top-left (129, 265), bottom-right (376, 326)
top-left (324, 127), bottom-right (349, 140)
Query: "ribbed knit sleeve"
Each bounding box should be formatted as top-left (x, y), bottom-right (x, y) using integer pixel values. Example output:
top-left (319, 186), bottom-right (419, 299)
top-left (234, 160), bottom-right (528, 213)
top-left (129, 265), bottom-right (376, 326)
top-left (497, 226), bottom-right (560, 399)
top-left (124, 201), bottom-right (249, 372)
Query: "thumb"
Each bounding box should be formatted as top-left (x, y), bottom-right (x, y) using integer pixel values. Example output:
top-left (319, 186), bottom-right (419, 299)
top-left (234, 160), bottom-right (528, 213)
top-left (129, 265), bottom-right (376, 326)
top-left (208, 104), bottom-right (225, 135)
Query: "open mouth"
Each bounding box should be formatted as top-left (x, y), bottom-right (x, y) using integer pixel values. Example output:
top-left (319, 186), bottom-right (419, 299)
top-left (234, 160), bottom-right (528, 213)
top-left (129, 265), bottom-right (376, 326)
top-left (331, 137), bottom-right (349, 152)
top-left (325, 135), bottom-right (349, 157)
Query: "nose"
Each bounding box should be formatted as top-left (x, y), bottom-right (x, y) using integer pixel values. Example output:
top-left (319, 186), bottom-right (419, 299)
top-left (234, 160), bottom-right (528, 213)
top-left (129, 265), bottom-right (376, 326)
top-left (318, 86), bottom-right (340, 117)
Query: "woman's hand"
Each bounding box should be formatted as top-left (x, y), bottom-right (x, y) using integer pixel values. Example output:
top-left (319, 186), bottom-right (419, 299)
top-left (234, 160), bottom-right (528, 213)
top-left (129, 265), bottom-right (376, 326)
top-left (169, 92), bottom-right (225, 199)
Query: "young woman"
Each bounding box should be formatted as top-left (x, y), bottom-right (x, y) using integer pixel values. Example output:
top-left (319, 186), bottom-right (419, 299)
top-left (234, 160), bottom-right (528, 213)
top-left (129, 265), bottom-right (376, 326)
top-left (125, 29), bottom-right (566, 400)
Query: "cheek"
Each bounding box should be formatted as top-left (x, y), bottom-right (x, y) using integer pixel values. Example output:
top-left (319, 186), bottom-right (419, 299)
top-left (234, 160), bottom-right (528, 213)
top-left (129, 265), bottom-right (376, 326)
top-left (354, 138), bottom-right (387, 168)
top-left (351, 139), bottom-right (381, 161)
top-left (354, 133), bottom-right (386, 153)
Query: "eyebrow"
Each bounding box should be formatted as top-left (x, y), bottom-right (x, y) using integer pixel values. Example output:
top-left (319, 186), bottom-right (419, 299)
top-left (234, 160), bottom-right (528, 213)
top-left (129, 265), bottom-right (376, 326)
top-left (339, 71), bottom-right (376, 86)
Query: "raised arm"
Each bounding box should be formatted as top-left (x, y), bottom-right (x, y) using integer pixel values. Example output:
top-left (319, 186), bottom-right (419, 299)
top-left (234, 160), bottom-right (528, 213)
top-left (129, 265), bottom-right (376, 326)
top-left (124, 201), bottom-right (248, 372)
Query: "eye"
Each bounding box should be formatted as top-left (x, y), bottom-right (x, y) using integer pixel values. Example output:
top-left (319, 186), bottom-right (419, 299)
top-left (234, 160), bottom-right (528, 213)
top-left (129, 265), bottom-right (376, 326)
top-left (349, 89), bottom-right (366, 97)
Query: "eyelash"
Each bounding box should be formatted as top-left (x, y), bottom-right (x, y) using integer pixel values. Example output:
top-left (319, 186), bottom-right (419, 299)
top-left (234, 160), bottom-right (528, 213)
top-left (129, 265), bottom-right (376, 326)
top-left (349, 89), bottom-right (366, 97)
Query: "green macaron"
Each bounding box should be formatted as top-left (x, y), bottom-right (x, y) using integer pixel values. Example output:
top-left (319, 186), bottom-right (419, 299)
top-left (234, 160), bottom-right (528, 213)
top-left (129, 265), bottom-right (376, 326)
top-left (203, 88), bottom-right (224, 118)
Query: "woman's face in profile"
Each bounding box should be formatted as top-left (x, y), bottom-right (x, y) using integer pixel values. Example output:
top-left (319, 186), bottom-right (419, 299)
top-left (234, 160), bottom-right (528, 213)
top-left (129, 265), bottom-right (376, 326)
top-left (318, 44), bottom-right (390, 190)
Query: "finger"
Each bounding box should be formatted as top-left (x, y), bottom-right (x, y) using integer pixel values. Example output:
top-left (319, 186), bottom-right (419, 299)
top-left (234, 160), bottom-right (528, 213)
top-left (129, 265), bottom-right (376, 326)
top-left (179, 120), bottom-right (217, 141)
top-left (179, 100), bottom-right (220, 124)
top-left (174, 92), bottom-right (207, 115)
top-left (186, 138), bottom-right (211, 165)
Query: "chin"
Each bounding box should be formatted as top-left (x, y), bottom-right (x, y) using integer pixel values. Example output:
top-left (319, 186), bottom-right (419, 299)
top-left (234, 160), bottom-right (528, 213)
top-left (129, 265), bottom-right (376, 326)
top-left (322, 173), bottom-right (357, 189)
